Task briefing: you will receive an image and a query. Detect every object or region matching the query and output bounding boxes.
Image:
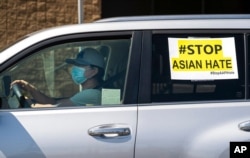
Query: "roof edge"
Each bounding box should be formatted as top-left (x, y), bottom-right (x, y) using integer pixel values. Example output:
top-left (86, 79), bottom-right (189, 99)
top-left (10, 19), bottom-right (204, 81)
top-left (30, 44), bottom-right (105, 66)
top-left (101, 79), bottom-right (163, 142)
top-left (95, 14), bottom-right (250, 23)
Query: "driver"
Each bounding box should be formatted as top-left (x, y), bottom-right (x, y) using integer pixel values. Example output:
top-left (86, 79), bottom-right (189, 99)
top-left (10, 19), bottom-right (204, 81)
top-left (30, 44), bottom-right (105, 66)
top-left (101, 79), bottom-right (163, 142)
top-left (11, 48), bottom-right (105, 108)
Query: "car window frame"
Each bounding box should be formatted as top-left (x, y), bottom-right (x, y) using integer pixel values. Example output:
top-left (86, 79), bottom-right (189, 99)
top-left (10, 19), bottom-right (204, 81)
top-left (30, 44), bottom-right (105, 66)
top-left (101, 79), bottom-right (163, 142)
top-left (0, 31), bottom-right (143, 109)
top-left (138, 29), bottom-right (250, 104)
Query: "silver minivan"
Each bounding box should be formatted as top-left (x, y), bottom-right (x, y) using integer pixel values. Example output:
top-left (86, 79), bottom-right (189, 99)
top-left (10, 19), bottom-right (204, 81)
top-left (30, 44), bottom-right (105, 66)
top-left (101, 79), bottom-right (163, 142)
top-left (1, 14), bottom-right (250, 158)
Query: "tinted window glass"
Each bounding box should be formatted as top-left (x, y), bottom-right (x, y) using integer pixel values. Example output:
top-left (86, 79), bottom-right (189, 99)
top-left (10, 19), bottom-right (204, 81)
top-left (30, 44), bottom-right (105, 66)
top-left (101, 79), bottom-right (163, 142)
top-left (151, 33), bottom-right (245, 102)
top-left (0, 37), bottom-right (131, 108)
top-left (248, 35), bottom-right (250, 99)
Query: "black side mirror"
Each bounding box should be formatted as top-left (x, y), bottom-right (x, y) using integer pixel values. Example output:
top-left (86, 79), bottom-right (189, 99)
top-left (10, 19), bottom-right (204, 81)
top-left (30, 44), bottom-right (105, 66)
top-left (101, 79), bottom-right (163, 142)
top-left (3, 76), bottom-right (11, 96)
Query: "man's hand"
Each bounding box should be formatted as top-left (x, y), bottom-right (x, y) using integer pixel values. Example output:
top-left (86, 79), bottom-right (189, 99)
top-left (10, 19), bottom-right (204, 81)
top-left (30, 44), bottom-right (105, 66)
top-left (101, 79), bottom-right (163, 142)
top-left (11, 80), bottom-right (36, 92)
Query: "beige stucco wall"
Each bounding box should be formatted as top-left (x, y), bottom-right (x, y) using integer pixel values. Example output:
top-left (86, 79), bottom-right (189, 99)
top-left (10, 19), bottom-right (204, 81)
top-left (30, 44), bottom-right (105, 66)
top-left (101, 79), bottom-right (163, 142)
top-left (0, 0), bottom-right (101, 50)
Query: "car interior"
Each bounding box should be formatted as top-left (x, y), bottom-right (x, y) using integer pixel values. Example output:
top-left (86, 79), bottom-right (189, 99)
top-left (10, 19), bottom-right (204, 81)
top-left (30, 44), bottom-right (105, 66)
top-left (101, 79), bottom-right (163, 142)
top-left (0, 38), bottom-right (132, 108)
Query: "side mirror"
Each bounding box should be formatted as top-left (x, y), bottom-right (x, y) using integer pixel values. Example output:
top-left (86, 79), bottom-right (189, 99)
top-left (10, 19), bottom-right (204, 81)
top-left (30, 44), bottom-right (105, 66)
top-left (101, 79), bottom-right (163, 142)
top-left (0, 75), bottom-right (11, 109)
top-left (2, 76), bottom-right (11, 96)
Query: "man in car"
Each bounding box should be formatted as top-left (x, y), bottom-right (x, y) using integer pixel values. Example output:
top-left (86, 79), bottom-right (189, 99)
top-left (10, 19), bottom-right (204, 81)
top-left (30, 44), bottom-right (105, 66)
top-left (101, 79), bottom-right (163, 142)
top-left (11, 48), bottom-right (105, 107)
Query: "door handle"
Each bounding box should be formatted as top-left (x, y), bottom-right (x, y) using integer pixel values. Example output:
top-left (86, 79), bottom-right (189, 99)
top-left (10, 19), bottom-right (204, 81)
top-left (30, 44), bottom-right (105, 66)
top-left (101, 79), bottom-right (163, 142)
top-left (239, 121), bottom-right (250, 132)
top-left (88, 124), bottom-right (131, 138)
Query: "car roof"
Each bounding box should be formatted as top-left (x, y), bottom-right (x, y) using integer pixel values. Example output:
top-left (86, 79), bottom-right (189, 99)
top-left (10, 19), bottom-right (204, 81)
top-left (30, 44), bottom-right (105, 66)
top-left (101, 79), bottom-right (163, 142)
top-left (95, 14), bottom-right (250, 22)
top-left (1, 14), bottom-right (250, 64)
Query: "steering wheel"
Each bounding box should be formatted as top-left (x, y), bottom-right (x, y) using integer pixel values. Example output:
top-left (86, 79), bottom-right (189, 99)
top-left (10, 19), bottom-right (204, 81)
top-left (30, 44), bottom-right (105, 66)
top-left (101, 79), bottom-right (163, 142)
top-left (9, 84), bottom-right (30, 108)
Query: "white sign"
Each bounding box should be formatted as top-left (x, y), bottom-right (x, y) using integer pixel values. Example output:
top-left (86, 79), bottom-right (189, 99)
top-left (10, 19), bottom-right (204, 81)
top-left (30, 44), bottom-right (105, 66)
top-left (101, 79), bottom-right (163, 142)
top-left (168, 37), bottom-right (238, 80)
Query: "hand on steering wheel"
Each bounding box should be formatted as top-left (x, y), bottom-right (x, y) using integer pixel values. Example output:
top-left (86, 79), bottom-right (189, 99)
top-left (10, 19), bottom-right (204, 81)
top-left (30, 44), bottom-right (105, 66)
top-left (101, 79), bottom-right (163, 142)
top-left (8, 82), bottom-right (31, 108)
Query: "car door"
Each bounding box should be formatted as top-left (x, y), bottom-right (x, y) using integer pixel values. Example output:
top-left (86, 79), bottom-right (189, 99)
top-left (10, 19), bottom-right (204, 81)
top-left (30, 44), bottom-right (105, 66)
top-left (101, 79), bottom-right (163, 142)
top-left (0, 31), bottom-right (142, 158)
top-left (135, 30), bottom-right (250, 158)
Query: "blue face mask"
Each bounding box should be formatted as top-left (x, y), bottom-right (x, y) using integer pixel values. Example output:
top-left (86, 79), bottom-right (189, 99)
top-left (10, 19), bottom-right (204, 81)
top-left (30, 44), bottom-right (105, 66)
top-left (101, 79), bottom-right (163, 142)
top-left (71, 66), bottom-right (87, 84)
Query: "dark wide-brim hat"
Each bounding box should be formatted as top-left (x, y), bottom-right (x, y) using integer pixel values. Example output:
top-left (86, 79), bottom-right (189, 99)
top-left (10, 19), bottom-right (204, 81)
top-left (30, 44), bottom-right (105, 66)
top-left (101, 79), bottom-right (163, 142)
top-left (65, 48), bottom-right (104, 69)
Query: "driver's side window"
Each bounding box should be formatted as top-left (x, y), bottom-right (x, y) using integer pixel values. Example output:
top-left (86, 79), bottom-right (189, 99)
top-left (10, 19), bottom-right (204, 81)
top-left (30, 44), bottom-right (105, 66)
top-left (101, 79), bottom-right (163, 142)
top-left (0, 37), bottom-right (131, 109)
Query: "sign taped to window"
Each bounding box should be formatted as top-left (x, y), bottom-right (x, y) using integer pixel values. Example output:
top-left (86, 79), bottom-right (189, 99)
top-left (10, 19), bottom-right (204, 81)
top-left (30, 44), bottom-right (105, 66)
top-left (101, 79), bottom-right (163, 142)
top-left (168, 37), bottom-right (238, 80)
top-left (101, 88), bottom-right (121, 105)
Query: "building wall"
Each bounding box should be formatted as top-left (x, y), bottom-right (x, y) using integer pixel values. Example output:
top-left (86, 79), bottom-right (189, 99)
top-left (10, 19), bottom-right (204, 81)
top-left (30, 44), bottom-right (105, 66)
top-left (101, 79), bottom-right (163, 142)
top-left (0, 0), bottom-right (101, 50)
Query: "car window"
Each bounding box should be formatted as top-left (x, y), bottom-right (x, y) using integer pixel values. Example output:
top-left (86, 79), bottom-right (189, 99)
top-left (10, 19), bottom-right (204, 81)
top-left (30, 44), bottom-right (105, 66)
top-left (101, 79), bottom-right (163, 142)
top-left (151, 33), bottom-right (245, 102)
top-left (248, 34), bottom-right (250, 99)
top-left (0, 36), bottom-right (132, 108)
